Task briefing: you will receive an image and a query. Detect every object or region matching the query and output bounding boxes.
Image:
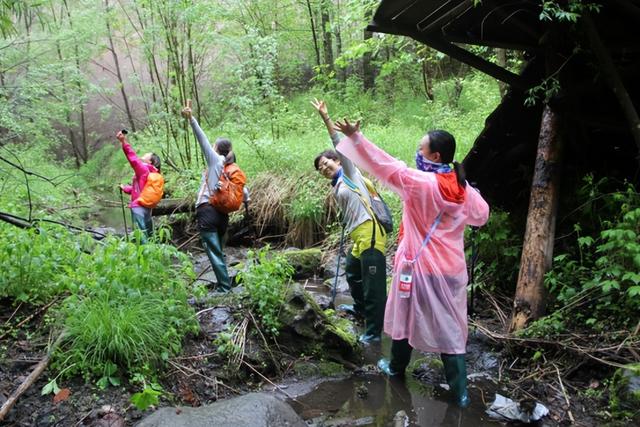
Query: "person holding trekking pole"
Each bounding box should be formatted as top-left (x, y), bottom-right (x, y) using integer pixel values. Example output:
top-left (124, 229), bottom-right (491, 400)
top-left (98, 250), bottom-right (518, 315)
top-left (311, 99), bottom-right (387, 344)
top-left (333, 118), bottom-right (489, 407)
top-left (182, 100), bottom-right (247, 293)
top-left (117, 130), bottom-right (162, 243)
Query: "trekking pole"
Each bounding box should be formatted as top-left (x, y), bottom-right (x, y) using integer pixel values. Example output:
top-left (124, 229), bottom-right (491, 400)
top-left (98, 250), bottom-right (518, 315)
top-left (119, 187), bottom-right (129, 243)
top-left (468, 226), bottom-right (479, 319)
top-left (331, 225), bottom-right (346, 309)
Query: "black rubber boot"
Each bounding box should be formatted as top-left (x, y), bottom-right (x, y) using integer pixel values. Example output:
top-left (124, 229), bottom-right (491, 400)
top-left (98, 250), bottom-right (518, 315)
top-left (345, 251), bottom-right (365, 316)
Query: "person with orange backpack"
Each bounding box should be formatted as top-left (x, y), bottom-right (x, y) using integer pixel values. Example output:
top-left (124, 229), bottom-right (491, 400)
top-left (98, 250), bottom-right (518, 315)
top-left (117, 130), bottom-right (163, 243)
top-left (181, 100), bottom-right (247, 292)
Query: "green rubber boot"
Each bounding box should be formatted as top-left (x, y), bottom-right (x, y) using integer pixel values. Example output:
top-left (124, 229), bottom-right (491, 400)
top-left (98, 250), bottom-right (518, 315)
top-left (360, 247), bottom-right (387, 340)
top-left (441, 353), bottom-right (470, 408)
top-left (200, 231), bottom-right (231, 292)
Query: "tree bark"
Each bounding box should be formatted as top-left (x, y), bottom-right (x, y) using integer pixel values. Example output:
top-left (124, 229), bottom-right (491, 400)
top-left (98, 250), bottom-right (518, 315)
top-left (320, 0), bottom-right (334, 73)
top-left (510, 104), bottom-right (563, 331)
top-left (334, 0), bottom-right (345, 82)
top-left (63, 0), bottom-right (88, 164)
top-left (362, 6), bottom-right (375, 91)
top-left (104, 0), bottom-right (136, 133)
top-left (305, 0), bottom-right (321, 68)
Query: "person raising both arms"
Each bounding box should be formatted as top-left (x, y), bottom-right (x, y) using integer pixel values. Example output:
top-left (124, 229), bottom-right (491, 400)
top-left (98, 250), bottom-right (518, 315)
top-left (311, 99), bottom-right (387, 344)
top-left (334, 118), bottom-right (489, 407)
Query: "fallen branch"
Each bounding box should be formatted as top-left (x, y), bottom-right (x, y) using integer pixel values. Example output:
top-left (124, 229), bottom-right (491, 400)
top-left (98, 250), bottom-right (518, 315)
top-left (554, 363), bottom-right (575, 424)
top-left (472, 320), bottom-right (638, 368)
top-left (0, 330), bottom-right (66, 421)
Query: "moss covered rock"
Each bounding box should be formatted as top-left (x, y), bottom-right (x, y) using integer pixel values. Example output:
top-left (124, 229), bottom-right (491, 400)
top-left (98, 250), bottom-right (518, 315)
top-left (281, 248), bottom-right (323, 279)
top-left (277, 283), bottom-right (360, 363)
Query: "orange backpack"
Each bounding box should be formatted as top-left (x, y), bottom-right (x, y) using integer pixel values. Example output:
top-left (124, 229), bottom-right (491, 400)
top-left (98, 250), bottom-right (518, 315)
top-left (209, 164), bottom-right (246, 214)
top-left (137, 172), bottom-right (164, 208)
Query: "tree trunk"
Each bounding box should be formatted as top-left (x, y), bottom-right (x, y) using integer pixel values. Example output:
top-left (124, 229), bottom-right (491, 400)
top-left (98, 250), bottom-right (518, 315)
top-left (63, 0), bottom-right (88, 163)
top-left (495, 48), bottom-right (508, 99)
top-left (104, 0), bottom-right (136, 133)
top-left (320, 0), bottom-right (334, 73)
top-left (510, 104), bottom-right (563, 332)
top-left (362, 6), bottom-right (375, 91)
top-left (422, 61), bottom-right (434, 101)
top-left (335, 0), bottom-right (345, 82)
top-left (305, 0), bottom-right (321, 68)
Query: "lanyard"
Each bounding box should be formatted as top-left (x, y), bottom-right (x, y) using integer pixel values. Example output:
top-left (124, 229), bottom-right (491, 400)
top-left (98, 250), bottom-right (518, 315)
top-left (407, 212), bottom-right (442, 264)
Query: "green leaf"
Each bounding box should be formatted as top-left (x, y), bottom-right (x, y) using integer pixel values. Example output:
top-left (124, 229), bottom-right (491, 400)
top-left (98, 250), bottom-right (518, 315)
top-left (41, 379), bottom-right (60, 396)
top-left (130, 387), bottom-right (162, 411)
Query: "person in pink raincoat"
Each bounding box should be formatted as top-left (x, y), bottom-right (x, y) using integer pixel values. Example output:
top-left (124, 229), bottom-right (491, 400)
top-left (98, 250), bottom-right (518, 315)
top-left (117, 130), bottom-right (161, 243)
top-left (334, 119), bottom-right (489, 408)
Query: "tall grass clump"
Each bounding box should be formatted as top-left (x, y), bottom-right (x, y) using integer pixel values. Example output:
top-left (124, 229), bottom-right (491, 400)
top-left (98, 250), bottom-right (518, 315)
top-left (55, 238), bottom-right (199, 380)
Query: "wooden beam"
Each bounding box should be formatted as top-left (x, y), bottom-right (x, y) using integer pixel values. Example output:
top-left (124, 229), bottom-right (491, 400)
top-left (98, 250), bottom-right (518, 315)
top-left (418, 0), bottom-right (473, 33)
top-left (369, 22), bottom-right (529, 89)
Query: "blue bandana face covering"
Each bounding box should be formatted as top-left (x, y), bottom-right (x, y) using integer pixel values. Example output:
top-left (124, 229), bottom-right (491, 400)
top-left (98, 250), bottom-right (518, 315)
top-left (416, 151), bottom-right (452, 173)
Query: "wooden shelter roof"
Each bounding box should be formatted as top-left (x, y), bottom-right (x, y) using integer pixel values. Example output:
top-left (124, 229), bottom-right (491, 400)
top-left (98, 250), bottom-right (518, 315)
top-left (367, 0), bottom-right (640, 213)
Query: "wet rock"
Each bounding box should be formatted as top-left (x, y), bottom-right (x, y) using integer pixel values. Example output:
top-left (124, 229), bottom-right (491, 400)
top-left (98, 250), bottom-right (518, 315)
top-left (199, 307), bottom-right (233, 337)
top-left (277, 284), bottom-right (360, 364)
top-left (323, 250), bottom-right (347, 280)
top-left (135, 392), bottom-right (305, 427)
top-left (281, 248), bottom-right (323, 279)
top-left (324, 275), bottom-right (349, 294)
top-left (311, 294), bottom-right (332, 310)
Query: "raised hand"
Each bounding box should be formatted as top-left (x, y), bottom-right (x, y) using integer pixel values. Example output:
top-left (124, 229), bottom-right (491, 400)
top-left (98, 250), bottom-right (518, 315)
top-left (116, 130), bottom-right (126, 143)
top-left (181, 99), bottom-right (193, 120)
top-left (334, 118), bottom-right (360, 137)
top-left (311, 98), bottom-right (328, 119)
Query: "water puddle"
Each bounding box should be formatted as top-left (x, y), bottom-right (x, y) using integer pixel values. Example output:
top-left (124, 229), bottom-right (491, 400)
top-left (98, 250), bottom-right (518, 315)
top-left (287, 373), bottom-right (496, 427)
top-left (287, 282), bottom-right (499, 426)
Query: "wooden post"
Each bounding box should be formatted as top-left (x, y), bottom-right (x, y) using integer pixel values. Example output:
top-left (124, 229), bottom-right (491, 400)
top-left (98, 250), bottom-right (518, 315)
top-left (510, 104), bottom-right (563, 332)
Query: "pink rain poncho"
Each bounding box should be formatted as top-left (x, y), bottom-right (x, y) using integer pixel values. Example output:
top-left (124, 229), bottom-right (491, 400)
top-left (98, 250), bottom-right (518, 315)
top-left (337, 132), bottom-right (489, 354)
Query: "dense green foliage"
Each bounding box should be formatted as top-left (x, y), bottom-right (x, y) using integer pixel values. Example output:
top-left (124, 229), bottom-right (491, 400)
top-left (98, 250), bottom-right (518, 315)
top-left (237, 246), bottom-right (295, 335)
top-left (536, 179), bottom-right (640, 333)
top-left (0, 223), bottom-right (198, 382)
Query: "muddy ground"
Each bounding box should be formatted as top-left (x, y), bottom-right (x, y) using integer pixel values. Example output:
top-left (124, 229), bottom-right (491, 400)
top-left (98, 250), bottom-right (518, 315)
top-left (0, 244), bottom-right (615, 426)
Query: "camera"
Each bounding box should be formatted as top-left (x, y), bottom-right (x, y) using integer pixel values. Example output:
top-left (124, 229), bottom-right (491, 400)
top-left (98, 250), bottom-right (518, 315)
top-left (121, 129), bottom-right (129, 135)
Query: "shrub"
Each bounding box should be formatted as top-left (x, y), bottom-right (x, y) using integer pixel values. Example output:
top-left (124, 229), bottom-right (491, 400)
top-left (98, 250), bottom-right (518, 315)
top-left (237, 246), bottom-right (295, 336)
top-left (55, 237), bottom-right (199, 379)
top-left (0, 225), bottom-right (82, 303)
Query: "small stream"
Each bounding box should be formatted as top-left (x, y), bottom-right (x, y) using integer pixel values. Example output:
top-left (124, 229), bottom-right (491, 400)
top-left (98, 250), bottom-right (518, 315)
top-left (86, 208), bottom-right (501, 426)
top-left (284, 281), bottom-right (500, 427)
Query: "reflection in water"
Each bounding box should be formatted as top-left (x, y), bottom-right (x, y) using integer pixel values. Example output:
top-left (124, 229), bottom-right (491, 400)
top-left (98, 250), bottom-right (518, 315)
top-left (289, 372), bottom-right (495, 426)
